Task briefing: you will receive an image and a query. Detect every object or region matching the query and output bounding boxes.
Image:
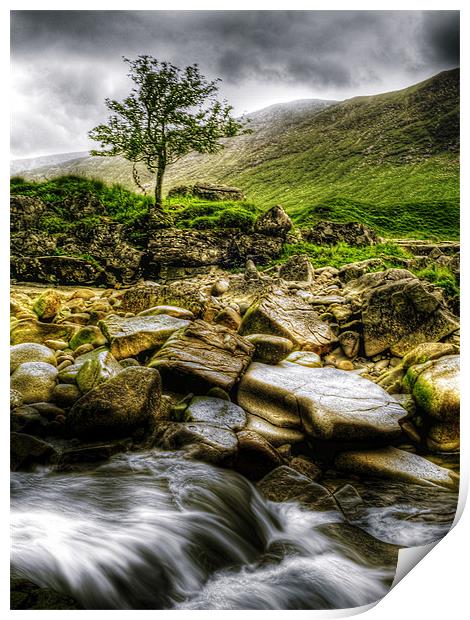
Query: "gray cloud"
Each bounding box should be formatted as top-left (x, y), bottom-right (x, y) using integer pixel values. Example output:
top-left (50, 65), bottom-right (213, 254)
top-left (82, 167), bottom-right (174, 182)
top-left (10, 10), bottom-right (459, 158)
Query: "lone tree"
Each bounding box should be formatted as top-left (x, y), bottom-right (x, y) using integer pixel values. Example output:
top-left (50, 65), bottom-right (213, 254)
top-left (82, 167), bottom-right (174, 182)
top-left (89, 55), bottom-right (247, 220)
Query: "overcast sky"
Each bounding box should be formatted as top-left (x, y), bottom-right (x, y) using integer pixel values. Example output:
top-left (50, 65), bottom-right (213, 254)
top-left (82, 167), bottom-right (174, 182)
top-left (10, 10), bottom-right (459, 159)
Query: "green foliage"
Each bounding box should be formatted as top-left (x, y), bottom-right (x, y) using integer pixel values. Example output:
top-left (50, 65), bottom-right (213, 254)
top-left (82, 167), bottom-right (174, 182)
top-left (38, 215), bottom-right (73, 234)
top-left (276, 241), bottom-right (413, 269)
top-left (170, 197), bottom-right (260, 231)
top-left (89, 55), bottom-right (248, 203)
top-left (413, 265), bottom-right (460, 299)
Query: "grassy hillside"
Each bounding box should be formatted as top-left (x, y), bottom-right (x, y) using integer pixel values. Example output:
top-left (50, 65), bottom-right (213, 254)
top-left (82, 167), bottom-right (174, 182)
top-left (14, 69), bottom-right (459, 240)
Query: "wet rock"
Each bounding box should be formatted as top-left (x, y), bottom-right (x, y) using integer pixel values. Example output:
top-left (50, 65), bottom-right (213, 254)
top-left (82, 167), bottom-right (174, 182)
top-left (10, 577), bottom-right (83, 610)
top-left (407, 355), bottom-right (459, 422)
top-left (238, 363), bottom-right (406, 441)
top-left (402, 342), bottom-right (458, 370)
top-left (186, 396), bottom-right (247, 430)
top-left (377, 365), bottom-right (405, 394)
top-left (44, 339), bottom-right (69, 350)
top-left (67, 367), bottom-right (162, 438)
top-left (10, 362), bottom-right (58, 404)
top-left (332, 484), bottom-right (365, 520)
top-left (214, 306), bottom-right (242, 331)
top-left (338, 331), bottom-right (360, 358)
top-left (254, 205), bottom-right (292, 237)
top-left (10, 343), bottom-right (56, 372)
top-left (52, 383), bottom-right (82, 407)
top-left (257, 466), bottom-right (337, 511)
top-left (137, 305), bottom-right (195, 320)
top-left (278, 255), bottom-right (315, 282)
top-left (334, 446), bottom-right (459, 490)
top-left (289, 456), bottom-right (322, 481)
top-left (10, 432), bottom-right (58, 471)
top-left (211, 279), bottom-right (230, 296)
top-left (159, 422), bottom-right (238, 464)
top-left (99, 313), bottom-right (191, 360)
top-left (149, 319), bottom-right (254, 392)
top-left (360, 273), bottom-right (459, 356)
top-left (316, 523), bottom-right (399, 569)
top-left (10, 388), bottom-right (23, 409)
top-left (120, 281), bottom-right (209, 317)
top-left (11, 319), bottom-right (77, 346)
top-left (279, 350), bottom-right (322, 368)
top-left (76, 349), bottom-right (123, 393)
top-left (32, 289), bottom-right (62, 320)
top-left (11, 406), bottom-right (46, 435)
top-left (245, 413), bottom-right (306, 447)
top-left (245, 334), bottom-right (294, 364)
top-left (69, 325), bottom-right (107, 350)
top-left (240, 290), bottom-right (336, 354)
top-left (120, 358), bottom-right (141, 368)
top-left (58, 348), bottom-right (121, 386)
top-left (73, 343), bottom-right (95, 357)
top-left (30, 402), bottom-right (65, 420)
top-left (233, 430), bottom-right (284, 480)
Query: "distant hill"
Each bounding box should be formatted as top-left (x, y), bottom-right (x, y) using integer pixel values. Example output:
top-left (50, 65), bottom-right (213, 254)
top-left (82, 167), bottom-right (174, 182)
top-left (10, 151), bottom-right (88, 176)
top-left (12, 69), bottom-right (459, 239)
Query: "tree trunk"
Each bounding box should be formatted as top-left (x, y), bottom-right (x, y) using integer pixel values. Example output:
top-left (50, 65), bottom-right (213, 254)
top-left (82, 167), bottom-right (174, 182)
top-left (154, 164), bottom-right (165, 208)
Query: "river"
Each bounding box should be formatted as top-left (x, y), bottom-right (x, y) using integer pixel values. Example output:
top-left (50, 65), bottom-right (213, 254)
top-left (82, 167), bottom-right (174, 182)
top-left (11, 449), bottom-right (458, 610)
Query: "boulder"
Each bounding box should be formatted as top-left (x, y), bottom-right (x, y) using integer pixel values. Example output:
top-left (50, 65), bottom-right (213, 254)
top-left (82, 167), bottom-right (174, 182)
top-left (257, 466), bottom-right (337, 511)
top-left (10, 432), bottom-right (57, 471)
top-left (335, 446), bottom-right (459, 490)
top-left (76, 350), bottom-right (123, 393)
top-left (245, 334), bottom-right (294, 364)
top-left (338, 331), bottom-right (361, 358)
top-left (148, 319), bottom-right (254, 392)
top-left (185, 396), bottom-right (247, 431)
top-left (360, 274), bottom-right (459, 356)
top-left (402, 342), bottom-right (458, 370)
top-left (168, 182), bottom-right (245, 202)
top-left (67, 367), bottom-right (161, 438)
top-left (278, 350), bottom-right (322, 368)
top-left (254, 205), bottom-right (292, 237)
top-left (10, 577), bottom-right (83, 610)
top-left (69, 326), bottom-right (107, 350)
top-left (278, 255), bottom-right (315, 282)
top-left (98, 314), bottom-right (190, 360)
top-left (121, 281), bottom-right (209, 317)
top-left (10, 389), bottom-right (23, 409)
top-left (159, 422), bottom-right (238, 464)
top-left (338, 259), bottom-right (384, 283)
top-left (11, 319), bottom-right (77, 346)
top-left (137, 305), bottom-right (195, 320)
top-left (10, 343), bottom-right (56, 372)
top-left (240, 290), bottom-right (336, 354)
top-left (32, 289), bottom-right (62, 320)
top-left (233, 430), bottom-right (284, 480)
top-left (245, 413), bottom-right (306, 447)
top-left (10, 362), bottom-right (58, 404)
top-left (302, 221), bottom-right (378, 247)
top-left (58, 348), bottom-right (122, 386)
top-left (52, 383), bottom-right (82, 407)
top-left (406, 355), bottom-right (459, 422)
top-left (213, 306), bottom-right (242, 331)
top-left (238, 363), bottom-right (406, 441)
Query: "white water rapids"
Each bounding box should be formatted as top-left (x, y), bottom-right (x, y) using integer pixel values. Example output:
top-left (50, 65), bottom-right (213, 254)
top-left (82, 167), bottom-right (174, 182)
top-left (10, 450), bottom-right (457, 610)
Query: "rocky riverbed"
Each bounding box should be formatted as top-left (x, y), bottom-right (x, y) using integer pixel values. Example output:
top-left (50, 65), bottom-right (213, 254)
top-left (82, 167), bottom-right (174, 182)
top-left (10, 256), bottom-right (460, 610)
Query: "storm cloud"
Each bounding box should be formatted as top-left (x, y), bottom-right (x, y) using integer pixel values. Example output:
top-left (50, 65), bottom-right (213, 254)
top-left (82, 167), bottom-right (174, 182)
top-left (11, 10), bottom-right (459, 158)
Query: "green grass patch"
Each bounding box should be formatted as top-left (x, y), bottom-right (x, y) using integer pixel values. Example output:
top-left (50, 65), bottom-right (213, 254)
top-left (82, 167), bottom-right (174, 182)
top-left (167, 196), bottom-right (261, 231)
top-left (276, 241), bottom-right (413, 269)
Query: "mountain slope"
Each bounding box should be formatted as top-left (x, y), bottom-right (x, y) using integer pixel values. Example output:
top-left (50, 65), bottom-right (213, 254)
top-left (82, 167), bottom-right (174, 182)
top-left (14, 69), bottom-right (459, 239)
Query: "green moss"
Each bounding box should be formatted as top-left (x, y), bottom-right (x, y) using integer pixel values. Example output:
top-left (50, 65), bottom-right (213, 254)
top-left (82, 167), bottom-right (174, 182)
top-left (272, 241), bottom-right (413, 270)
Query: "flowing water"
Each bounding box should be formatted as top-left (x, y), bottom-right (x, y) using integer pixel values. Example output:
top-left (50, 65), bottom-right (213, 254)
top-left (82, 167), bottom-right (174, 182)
top-left (10, 450), bottom-right (458, 610)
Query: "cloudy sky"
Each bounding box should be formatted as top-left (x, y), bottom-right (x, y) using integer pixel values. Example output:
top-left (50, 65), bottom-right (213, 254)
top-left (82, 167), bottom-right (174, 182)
top-left (11, 10), bottom-right (459, 159)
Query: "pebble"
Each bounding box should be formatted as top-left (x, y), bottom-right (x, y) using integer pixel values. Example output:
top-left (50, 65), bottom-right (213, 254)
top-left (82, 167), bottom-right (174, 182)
top-left (44, 339), bottom-right (69, 351)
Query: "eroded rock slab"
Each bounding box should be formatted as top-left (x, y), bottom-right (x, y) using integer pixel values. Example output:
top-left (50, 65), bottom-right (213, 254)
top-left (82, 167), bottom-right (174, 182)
top-left (358, 273), bottom-right (459, 356)
top-left (98, 314), bottom-right (190, 360)
top-left (238, 363), bottom-right (406, 440)
top-left (334, 446), bottom-right (459, 490)
top-left (240, 289), bottom-right (336, 354)
top-left (148, 319), bottom-right (254, 392)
